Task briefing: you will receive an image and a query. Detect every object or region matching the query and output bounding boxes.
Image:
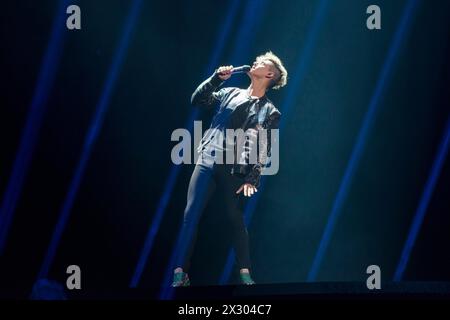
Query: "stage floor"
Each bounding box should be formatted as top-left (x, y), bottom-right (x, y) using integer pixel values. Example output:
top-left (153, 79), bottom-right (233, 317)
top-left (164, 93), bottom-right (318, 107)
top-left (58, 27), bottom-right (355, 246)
top-left (53, 281), bottom-right (450, 300)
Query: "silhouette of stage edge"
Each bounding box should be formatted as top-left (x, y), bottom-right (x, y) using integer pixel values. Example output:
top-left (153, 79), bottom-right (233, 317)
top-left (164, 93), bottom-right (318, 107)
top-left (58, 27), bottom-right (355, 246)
top-left (24, 281), bottom-right (450, 300)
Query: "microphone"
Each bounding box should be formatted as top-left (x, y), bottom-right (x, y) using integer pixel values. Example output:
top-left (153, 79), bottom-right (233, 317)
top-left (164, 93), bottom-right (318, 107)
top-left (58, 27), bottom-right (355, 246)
top-left (231, 65), bottom-right (251, 74)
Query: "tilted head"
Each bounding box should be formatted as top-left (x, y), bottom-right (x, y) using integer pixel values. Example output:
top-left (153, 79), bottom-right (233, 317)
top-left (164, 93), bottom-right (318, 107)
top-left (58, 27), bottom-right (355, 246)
top-left (248, 51), bottom-right (288, 90)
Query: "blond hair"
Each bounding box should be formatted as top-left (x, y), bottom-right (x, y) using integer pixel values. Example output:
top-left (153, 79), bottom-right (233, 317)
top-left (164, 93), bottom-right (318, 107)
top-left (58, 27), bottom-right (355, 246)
top-left (256, 51), bottom-right (288, 90)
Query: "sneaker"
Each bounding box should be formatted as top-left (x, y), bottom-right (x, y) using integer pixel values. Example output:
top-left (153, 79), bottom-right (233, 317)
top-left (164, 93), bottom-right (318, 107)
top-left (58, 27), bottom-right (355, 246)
top-left (171, 272), bottom-right (190, 287)
top-left (239, 272), bottom-right (256, 285)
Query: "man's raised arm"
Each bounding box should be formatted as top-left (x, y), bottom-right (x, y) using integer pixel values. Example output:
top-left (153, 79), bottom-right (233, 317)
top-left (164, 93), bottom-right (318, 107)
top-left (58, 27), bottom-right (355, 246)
top-left (190, 65), bottom-right (233, 107)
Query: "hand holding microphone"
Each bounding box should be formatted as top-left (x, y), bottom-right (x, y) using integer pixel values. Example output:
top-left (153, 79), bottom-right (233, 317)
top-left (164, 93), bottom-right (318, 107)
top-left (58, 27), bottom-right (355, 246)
top-left (216, 65), bottom-right (251, 80)
top-left (216, 65), bottom-right (234, 80)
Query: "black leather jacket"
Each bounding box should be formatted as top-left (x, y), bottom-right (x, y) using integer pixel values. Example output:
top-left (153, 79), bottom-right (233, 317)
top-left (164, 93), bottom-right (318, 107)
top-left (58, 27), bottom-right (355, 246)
top-left (191, 72), bottom-right (281, 187)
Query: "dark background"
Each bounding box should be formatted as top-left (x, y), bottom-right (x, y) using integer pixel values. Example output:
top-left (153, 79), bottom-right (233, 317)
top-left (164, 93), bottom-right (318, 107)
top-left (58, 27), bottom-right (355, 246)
top-left (1, 0), bottom-right (449, 298)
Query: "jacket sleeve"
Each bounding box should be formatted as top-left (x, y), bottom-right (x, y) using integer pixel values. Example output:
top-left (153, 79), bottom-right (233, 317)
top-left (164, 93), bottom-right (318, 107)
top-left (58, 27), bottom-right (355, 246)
top-left (244, 110), bottom-right (281, 188)
top-left (190, 71), bottom-right (225, 107)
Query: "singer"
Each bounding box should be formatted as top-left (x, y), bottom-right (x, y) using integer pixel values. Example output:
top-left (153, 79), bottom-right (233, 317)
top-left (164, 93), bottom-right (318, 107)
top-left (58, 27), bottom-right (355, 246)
top-left (172, 51), bottom-right (288, 287)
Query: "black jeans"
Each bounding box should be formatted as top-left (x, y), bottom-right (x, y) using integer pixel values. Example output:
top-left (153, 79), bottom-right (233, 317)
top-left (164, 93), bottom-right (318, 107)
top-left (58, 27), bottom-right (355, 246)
top-left (174, 163), bottom-right (251, 273)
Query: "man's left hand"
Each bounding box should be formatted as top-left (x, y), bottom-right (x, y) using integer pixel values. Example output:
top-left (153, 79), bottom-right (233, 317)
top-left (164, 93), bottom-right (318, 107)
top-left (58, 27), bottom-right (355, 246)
top-left (236, 183), bottom-right (257, 197)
